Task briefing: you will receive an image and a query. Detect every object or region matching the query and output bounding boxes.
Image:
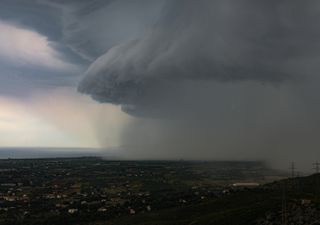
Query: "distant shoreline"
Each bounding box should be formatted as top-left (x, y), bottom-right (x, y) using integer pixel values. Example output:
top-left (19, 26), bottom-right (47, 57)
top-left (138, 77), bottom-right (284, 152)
top-left (0, 147), bottom-right (102, 159)
top-left (0, 147), bottom-right (268, 164)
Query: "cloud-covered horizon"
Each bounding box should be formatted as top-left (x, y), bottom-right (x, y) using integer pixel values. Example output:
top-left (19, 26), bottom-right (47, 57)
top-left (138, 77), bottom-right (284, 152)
top-left (77, 0), bottom-right (320, 169)
top-left (2, 0), bottom-right (320, 169)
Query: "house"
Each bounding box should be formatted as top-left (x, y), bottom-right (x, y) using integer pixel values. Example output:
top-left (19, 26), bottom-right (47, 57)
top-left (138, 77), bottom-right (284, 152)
top-left (68, 208), bottom-right (78, 214)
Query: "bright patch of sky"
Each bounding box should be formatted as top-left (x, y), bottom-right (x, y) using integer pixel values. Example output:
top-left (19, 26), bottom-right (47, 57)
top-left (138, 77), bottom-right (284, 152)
top-left (0, 0), bottom-right (162, 150)
top-left (0, 89), bottom-right (130, 148)
top-left (0, 21), bottom-right (77, 71)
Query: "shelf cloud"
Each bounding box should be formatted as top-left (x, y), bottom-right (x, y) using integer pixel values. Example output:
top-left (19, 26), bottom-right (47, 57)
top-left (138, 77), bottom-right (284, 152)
top-left (1, 0), bottom-right (320, 167)
top-left (78, 0), bottom-right (320, 168)
top-left (79, 0), bottom-right (320, 116)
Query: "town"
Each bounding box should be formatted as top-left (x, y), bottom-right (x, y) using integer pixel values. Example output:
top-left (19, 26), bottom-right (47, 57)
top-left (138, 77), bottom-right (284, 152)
top-left (0, 157), bottom-right (283, 225)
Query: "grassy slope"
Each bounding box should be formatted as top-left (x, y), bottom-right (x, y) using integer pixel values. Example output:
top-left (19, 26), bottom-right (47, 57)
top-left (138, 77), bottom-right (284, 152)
top-left (109, 174), bottom-right (320, 225)
top-left (109, 191), bottom-right (281, 225)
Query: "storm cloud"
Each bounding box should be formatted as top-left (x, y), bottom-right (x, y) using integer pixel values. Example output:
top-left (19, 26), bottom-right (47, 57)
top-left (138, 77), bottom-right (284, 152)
top-left (78, 0), bottom-right (320, 169)
top-left (1, 0), bottom-right (320, 168)
top-left (0, 0), bottom-right (163, 96)
top-left (79, 0), bottom-right (320, 116)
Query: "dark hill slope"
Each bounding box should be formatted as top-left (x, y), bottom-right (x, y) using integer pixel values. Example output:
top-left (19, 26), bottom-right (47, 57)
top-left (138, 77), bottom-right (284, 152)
top-left (109, 174), bottom-right (320, 225)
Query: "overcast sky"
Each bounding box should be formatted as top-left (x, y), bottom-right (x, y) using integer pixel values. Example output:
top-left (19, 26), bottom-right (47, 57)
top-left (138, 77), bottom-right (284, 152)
top-left (1, 0), bottom-right (320, 168)
top-left (0, 0), bottom-right (163, 148)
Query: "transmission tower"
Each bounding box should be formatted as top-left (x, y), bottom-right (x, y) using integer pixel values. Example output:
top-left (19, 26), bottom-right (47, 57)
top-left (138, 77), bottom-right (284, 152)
top-left (290, 162), bottom-right (296, 178)
top-left (313, 161), bottom-right (320, 174)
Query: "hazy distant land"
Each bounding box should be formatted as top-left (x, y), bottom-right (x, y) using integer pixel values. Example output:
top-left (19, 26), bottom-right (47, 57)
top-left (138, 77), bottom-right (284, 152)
top-left (0, 148), bottom-right (102, 159)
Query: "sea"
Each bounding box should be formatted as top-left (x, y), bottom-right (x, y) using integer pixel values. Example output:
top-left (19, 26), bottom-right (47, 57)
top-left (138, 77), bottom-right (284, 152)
top-left (0, 147), bottom-right (102, 159)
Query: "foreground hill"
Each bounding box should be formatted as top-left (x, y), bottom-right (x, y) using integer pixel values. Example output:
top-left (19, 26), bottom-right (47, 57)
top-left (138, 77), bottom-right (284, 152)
top-left (109, 174), bottom-right (320, 225)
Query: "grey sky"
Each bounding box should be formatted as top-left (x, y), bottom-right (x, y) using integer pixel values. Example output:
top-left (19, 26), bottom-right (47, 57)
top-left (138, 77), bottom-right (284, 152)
top-left (78, 0), bottom-right (320, 169)
top-left (80, 0), bottom-right (320, 115)
top-left (1, 0), bottom-right (320, 169)
top-left (0, 0), bottom-right (164, 96)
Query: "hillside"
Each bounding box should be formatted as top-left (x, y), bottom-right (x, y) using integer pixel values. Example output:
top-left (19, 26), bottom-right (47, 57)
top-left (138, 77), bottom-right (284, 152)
top-left (109, 174), bottom-right (320, 225)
